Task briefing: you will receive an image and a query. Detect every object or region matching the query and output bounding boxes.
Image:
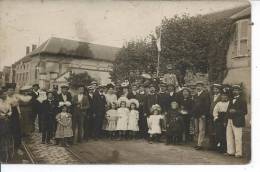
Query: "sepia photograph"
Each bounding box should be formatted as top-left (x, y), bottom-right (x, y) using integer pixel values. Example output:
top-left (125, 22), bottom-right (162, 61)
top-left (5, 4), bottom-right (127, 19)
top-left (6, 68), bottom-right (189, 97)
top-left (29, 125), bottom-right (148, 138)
top-left (0, 0), bottom-right (251, 165)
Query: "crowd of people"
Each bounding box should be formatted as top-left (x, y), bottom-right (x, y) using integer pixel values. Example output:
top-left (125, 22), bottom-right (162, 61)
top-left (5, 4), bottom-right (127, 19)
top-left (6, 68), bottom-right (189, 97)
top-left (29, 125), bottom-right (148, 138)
top-left (0, 75), bottom-right (248, 163)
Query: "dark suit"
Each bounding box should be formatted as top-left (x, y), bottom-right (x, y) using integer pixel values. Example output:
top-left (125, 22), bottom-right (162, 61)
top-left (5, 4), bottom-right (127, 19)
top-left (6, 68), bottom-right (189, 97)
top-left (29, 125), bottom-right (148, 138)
top-left (72, 94), bottom-right (90, 142)
top-left (85, 93), bottom-right (94, 139)
top-left (41, 99), bottom-right (58, 143)
top-left (144, 93), bottom-right (158, 115)
top-left (158, 92), bottom-right (169, 113)
top-left (192, 90), bottom-right (210, 147)
top-left (92, 90), bottom-right (107, 138)
top-left (227, 96), bottom-right (247, 127)
top-left (29, 91), bottom-right (40, 131)
top-left (136, 92), bottom-right (148, 138)
top-left (127, 91), bottom-right (138, 99)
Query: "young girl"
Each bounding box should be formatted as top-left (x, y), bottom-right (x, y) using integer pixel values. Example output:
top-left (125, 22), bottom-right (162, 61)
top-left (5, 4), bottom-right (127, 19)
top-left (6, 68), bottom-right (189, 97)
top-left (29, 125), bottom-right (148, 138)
top-left (55, 103), bottom-right (73, 147)
top-left (147, 104), bottom-right (164, 143)
top-left (105, 102), bottom-right (118, 139)
top-left (116, 97), bottom-right (130, 140)
top-left (127, 99), bottom-right (139, 139)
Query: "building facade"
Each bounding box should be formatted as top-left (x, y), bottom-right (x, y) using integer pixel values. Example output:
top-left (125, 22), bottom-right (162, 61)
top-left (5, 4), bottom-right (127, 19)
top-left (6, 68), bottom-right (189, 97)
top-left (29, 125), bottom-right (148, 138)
top-left (223, 7), bottom-right (251, 125)
top-left (12, 37), bottom-right (120, 90)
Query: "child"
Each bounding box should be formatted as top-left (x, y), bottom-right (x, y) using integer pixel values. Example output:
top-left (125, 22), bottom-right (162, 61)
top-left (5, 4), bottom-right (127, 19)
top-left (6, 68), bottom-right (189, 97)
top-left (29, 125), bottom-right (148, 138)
top-left (41, 91), bottom-right (58, 144)
top-left (147, 104), bottom-right (164, 143)
top-left (116, 97), bottom-right (130, 140)
top-left (105, 102), bottom-right (118, 139)
top-left (128, 99), bottom-right (139, 139)
top-left (55, 103), bottom-right (73, 147)
top-left (166, 101), bottom-right (184, 145)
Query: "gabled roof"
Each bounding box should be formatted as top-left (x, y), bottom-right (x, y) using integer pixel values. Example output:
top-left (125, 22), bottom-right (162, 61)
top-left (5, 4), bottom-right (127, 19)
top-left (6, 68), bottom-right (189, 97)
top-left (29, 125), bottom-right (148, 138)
top-left (202, 4), bottom-right (250, 22)
top-left (230, 7), bottom-right (250, 20)
top-left (26, 37), bottom-right (120, 62)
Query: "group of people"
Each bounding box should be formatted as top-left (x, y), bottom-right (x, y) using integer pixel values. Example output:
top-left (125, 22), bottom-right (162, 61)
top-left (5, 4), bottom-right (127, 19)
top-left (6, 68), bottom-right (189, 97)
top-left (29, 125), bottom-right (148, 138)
top-left (0, 77), bottom-right (248, 162)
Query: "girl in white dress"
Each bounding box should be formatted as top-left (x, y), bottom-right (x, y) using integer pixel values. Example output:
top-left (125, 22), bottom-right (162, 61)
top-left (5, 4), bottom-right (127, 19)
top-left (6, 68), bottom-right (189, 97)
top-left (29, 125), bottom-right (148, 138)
top-left (55, 104), bottom-right (73, 147)
top-left (105, 102), bottom-right (118, 139)
top-left (128, 99), bottom-right (139, 139)
top-left (147, 104), bottom-right (164, 143)
top-left (116, 97), bottom-right (129, 140)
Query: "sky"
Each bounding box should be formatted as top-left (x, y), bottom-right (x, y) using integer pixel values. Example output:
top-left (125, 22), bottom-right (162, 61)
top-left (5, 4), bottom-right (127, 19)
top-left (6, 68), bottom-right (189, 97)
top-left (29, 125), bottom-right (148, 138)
top-left (0, 0), bottom-right (249, 70)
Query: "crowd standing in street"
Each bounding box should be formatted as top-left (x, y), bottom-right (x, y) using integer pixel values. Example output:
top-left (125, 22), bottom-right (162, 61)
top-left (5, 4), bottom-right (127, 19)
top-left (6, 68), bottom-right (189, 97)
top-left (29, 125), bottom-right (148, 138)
top-left (0, 71), bottom-right (248, 163)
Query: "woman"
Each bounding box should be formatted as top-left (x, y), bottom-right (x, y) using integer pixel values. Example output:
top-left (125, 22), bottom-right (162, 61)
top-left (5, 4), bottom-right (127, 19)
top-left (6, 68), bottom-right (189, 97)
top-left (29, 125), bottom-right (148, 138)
top-left (105, 83), bottom-right (117, 106)
top-left (0, 91), bottom-right (12, 162)
top-left (5, 84), bottom-right (31, 154)
top-left (177, 87), bottom-right (194, 143)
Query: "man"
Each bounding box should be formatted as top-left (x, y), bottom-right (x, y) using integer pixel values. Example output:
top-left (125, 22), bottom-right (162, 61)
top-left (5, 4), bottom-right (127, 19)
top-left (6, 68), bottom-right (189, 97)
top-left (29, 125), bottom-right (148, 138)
top-left (41, 91), bottom-right (58, 144)
top-left (136, 84), bottom-right (148, 139)
top-left (158, 83), bottom-right (168, 114)
top-left (85, 85), bottom-right (94, 140)
top-left (144, 84), bottom-right (158, 116)
top-left (72, 85), bottom-right (90, 143)
top-left (192, 81), bottom-right (210, 150)
top-left (127, 83), bottom-right (138, 99)
top-left (166, 84), bottom-right (177, 112)
top-left (162, 64), bottom-right (179, 88)
top-left (29, 84), bottom-right (41, 132)
top-left (208, 84), bottom-right (222, 150)
top-left (92, 83), bottom-right (107, 140)
top-left (226, 85), bottom-right (247, 158)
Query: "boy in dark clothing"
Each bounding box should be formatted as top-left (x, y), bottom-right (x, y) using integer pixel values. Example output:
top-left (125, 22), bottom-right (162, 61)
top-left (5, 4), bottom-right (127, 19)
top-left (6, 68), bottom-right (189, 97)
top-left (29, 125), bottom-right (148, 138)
top-left (41, 91), bottom-right (58, 144)
top-left (166, 101), bottom-right (184, 145)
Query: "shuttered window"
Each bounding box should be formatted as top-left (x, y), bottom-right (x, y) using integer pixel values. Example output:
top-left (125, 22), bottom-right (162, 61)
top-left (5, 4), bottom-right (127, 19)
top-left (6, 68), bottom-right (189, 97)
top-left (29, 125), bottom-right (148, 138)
top-left (232, 19), bottom-right (250, 58)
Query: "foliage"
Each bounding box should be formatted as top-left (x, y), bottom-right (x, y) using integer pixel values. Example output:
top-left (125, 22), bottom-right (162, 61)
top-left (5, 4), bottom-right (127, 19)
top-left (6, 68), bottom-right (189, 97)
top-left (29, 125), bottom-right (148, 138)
top-left (111, 14), bottom-right (234, 84)
top-left (66, 72), bottom-right (95, 89)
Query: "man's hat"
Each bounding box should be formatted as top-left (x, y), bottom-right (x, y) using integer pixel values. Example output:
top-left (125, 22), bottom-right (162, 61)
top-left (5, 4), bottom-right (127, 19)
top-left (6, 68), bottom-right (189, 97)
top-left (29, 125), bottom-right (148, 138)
top-left (212, 83), bottom-right (222, 89)
top-left (232, 84), bottom-right (242, 90)
top-left (32, 83), bottom-right (39, 88)
top-left (87, 85), bottom-right (94, 90)
top-left (195, 81), bottom-right (204, 86)
top-left (91, 81), bottom-right (98, 85)
top-left (159, 83), bottom-right (167, 87)
top-left (53, 85), bottom-right (58, 89)
top-left (61, 84), bottom-right (69, 89)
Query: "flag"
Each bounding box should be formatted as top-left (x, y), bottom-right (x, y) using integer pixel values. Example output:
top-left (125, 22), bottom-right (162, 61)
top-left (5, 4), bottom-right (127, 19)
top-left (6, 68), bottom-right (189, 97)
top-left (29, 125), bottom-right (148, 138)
top-left (155, 26), bottom-right (161, 52)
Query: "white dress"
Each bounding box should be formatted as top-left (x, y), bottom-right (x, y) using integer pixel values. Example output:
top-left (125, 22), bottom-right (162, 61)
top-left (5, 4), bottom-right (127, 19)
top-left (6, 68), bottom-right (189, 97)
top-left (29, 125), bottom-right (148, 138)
top-left (127, 110), bottom-right (139, 131)
top-left (105, 109), bottom-right (118, 131)
top-left (116, 107), bottom-right (129, 131)
top-left (147, 115), bottom-right (164, 134)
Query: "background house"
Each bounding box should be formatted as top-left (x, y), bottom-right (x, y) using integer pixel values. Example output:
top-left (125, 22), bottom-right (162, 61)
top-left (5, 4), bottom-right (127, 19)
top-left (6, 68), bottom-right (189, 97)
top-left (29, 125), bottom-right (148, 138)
top-left (11, 37), bottom-right (120, 90)
top-left (223, 6), bottom-right (251, 126)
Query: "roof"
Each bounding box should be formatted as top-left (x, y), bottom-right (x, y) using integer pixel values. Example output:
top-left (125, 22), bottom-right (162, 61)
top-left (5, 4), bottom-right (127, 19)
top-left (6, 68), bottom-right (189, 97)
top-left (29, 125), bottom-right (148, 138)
top-left (230, 7), bottom-right (250, 20)
top-left (202, 4), bottom-right (250, 22)
top-left (26, 37), bottom-right (121, 62)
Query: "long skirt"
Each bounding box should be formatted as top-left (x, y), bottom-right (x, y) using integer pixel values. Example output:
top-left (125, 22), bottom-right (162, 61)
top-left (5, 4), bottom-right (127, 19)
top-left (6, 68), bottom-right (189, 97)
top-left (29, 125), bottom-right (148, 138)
top-left (10, 107), bottom-right (22, 150)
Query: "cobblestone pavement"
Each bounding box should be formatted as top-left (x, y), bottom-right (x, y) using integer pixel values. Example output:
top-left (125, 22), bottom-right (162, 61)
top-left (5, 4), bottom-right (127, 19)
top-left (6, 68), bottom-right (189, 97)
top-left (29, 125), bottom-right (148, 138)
top-left (26, 132), bottom-right (79, 164)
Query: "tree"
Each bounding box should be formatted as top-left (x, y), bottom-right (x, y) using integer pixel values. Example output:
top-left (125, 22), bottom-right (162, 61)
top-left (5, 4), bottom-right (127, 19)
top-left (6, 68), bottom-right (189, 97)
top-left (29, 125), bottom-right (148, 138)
top-left (66, 72), bottom-right (95, 90)
top-left (111, 14), bottom-right (234, 84)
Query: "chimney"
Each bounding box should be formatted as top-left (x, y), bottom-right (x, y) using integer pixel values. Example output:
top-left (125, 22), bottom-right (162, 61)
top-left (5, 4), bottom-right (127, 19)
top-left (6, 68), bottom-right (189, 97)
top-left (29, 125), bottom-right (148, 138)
top-left (26, 46), bottom-right (30, 55)
top-left (32, 44), bottom-right (37, 51)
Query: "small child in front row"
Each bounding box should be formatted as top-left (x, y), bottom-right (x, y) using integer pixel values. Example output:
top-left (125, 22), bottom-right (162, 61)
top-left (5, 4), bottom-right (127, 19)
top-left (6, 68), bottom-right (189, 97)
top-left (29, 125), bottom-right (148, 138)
top-left (147, 104), bottom-right (164, 143)
top-left (116, 97), bottom-right (130, 140)
top-left (55, 104), bottom-right (73, 147)
top-left (166, 101), bottom-right (184, 145)
top-left (105, 102), bottom-right (118, 139)
top-left (127, 99), bottom-right (139, 139)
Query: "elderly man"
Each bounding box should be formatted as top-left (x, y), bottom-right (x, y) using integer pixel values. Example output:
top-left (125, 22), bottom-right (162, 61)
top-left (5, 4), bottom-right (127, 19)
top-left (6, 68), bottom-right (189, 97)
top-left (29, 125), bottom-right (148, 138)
top-left (192, 81), bottom-right (210, 150)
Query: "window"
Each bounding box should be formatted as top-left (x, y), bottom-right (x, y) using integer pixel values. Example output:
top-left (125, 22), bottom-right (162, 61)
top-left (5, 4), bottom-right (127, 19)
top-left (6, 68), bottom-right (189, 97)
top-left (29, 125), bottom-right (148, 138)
top-left (232, 19), bottom-right (250, 58)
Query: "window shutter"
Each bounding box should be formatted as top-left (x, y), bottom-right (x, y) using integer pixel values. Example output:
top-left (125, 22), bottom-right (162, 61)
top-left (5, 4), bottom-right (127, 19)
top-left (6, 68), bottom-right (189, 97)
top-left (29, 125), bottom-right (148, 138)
top-left (238, 19), bottom-right (249, 56)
